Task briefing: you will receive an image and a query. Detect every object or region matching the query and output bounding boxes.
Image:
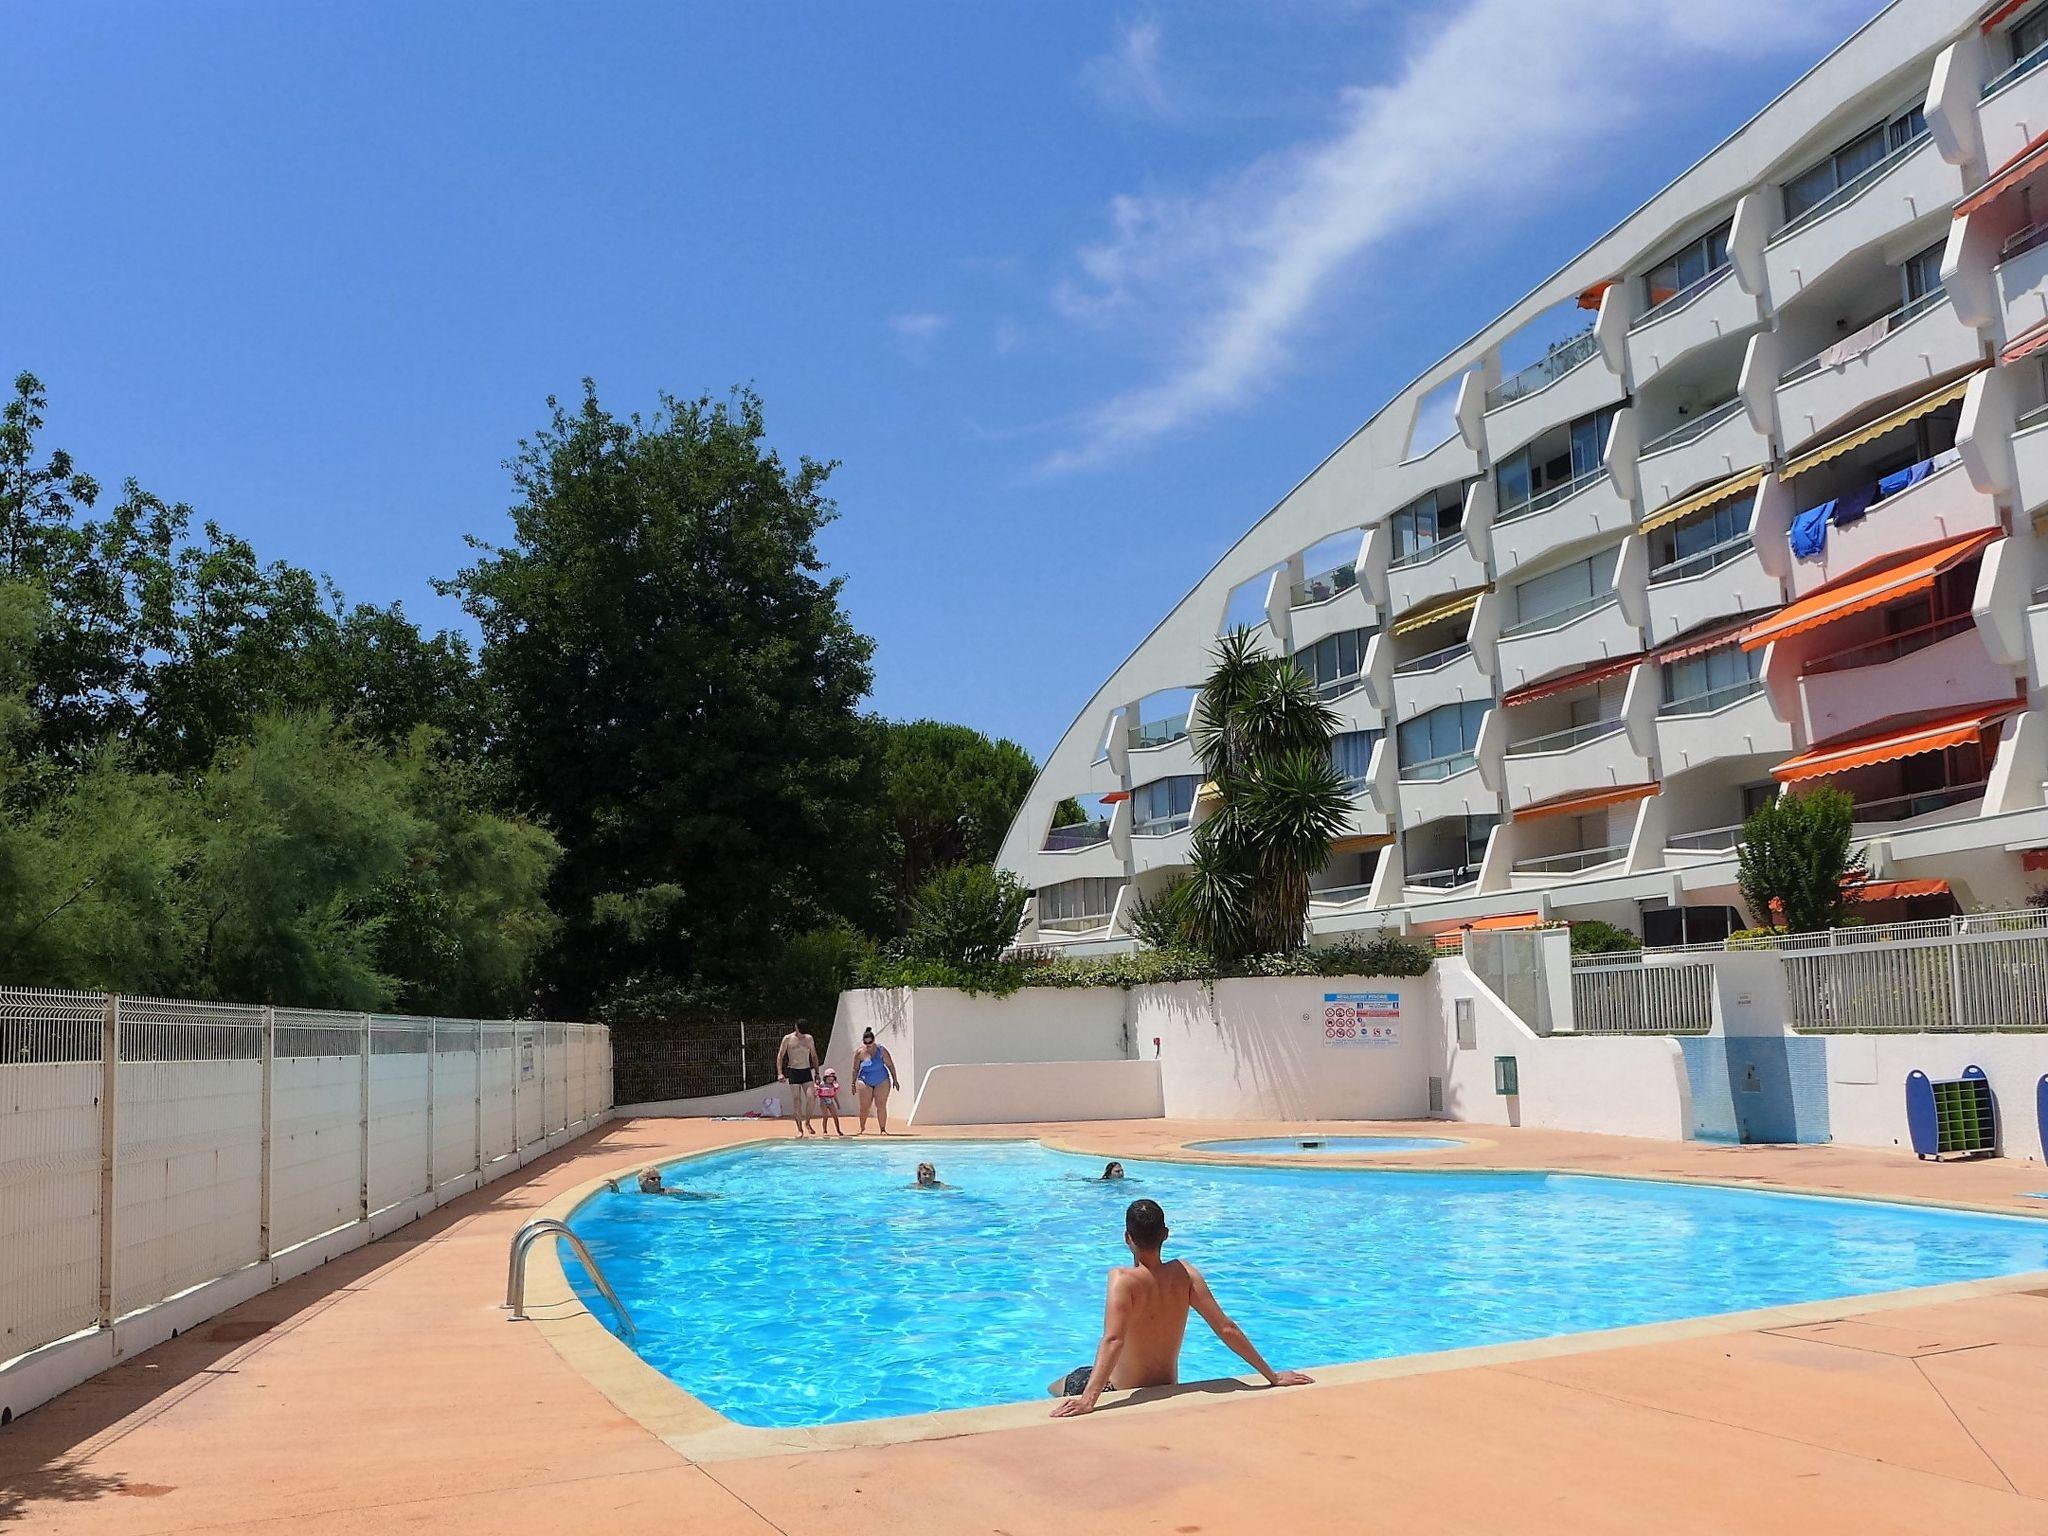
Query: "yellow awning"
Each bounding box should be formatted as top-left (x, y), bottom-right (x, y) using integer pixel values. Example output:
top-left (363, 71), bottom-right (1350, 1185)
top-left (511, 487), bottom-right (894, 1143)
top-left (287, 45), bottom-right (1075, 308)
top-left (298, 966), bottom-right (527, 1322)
top-left (1639, 465), bottom-right (1767, 534)
top-left (1780, 371), bottom-right (1983, 482)
top-left (1331, 833), bottom-right (1395, 853)
top-left (1390, 587), bottom-right (1488, 636)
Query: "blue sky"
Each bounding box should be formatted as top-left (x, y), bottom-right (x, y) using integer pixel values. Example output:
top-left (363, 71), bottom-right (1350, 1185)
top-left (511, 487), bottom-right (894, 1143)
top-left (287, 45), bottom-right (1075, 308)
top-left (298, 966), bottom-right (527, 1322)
top-left (6, 0), bottom-right (1877, 759)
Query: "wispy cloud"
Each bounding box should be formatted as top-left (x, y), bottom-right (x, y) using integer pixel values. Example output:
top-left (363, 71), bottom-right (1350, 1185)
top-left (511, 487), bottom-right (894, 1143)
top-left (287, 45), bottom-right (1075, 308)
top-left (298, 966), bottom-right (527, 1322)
top-left (888, 310), bottom-right (950, 363)
top-left (1081, 18), bottom-right (1175, 120)
top-left (1044, 0), bottom-right (1867, 472)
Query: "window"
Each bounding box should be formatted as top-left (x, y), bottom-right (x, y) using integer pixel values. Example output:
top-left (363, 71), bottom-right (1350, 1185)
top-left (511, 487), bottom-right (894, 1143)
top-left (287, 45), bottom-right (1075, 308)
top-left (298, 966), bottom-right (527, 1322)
top-left (1296, 626), bottom-right (1374, 697)
top-left (1131, 775), bottom-right (1199, 836)
top-left (1397, 700), bottom-right (1489, 777)
top-left (1037, 877), bottom-right (1123, 925)
top-left (1497, 406), bottom-right (1616, 513)
top-left (1388, 484), bottom-right (1466, 564)
top-left (2016, 3), bottom-right (2048, 66)
top-left (1643, 221), bottom-right (1731, 310)
top-left (1653, 495), bottom-right (1752, 572)
top-left (1740, 783), bottom-right (1778, 818)
top-left (1901, 240), bottom-right (1945, 306)
top-left (1659, 643), bottom-right (1762, 713)
top-left (1332, 729), bottom-right (1381, 788)
top-left (1782, 105), bottom-right (1927, 223)
top-left (1510, 552), bottom-right (1612, 630)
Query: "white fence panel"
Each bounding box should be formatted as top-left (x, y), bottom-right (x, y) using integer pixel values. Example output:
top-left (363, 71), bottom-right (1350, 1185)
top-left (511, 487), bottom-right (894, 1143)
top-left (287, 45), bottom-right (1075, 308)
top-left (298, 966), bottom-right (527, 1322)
top-left (431, 1022), bottom-right (479, 1191)
top-left (272, 1010), bottom-right (365, 1252)
top-left (514, 1024), bottom-right (543, 1147)
top-left (367, 1018), bottom-right (432, 1213)
top-left (0, 990), bottom-right (105, 1361)
top-left (1569, 956), bottom-right (1714, 1035)
top-left (480, 1026), bottom-right (516, 1163)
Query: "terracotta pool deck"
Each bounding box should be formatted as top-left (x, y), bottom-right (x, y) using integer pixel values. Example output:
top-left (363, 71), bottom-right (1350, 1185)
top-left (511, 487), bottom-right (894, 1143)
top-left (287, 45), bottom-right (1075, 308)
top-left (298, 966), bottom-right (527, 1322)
top-left (5, 1117), bottom-right (2048, 1535)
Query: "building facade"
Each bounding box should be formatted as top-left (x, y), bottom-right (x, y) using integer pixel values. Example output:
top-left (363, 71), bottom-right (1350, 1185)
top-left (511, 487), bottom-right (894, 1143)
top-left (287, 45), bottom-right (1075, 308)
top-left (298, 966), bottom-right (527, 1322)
top-left (999, 0), bottom-right (2048, 950)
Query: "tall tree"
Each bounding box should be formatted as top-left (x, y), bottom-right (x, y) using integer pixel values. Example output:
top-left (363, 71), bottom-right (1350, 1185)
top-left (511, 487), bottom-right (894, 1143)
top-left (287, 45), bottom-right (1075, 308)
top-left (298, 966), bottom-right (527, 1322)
top-left (445, 383), bottom-right (881, 1013)
top-left (874, 718), bottom-right (1038, 928)
top-left (1736, 786), bottom-right (1865, 933)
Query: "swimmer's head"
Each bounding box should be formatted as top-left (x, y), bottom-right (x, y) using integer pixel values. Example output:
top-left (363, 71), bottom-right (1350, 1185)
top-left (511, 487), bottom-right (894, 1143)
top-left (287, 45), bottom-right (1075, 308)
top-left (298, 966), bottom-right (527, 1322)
top-left (915, 1162), bottom-right (938, 1187)
top-left (1103, 1162), bottom-right (1125, 1180)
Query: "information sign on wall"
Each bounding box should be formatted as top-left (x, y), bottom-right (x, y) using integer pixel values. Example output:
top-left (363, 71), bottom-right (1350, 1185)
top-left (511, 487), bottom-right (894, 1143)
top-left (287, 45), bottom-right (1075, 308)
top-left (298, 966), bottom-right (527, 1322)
top-left (1322, 991), bottom-right (1401, 1047)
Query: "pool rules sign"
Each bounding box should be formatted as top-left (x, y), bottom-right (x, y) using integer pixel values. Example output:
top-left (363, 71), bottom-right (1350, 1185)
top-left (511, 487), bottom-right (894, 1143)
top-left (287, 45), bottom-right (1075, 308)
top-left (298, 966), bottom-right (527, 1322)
top-left (1322, 991), bottom-right (1401, 1047)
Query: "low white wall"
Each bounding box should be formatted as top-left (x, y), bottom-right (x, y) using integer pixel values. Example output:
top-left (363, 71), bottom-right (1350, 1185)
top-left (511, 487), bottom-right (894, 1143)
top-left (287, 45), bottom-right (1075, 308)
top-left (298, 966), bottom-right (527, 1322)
top-left (617, 1083), bottom-right (792, 1119)
top-left (1141, 977), bottom-right (1436, 1120)
top-left (909, 1060), bottom-right (1165, 1126)
top-left (1822, 1032), bottom-right (2048, 1161)
top-left (1438, 958), bottom-right (1692, 1141)
top-left (828, 987), bottom-right (1130, 1104)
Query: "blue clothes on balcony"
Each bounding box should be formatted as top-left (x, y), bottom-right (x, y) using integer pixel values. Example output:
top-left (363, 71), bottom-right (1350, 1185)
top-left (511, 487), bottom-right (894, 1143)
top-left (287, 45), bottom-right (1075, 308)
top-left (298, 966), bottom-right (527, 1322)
top-left (1790, 502), bottom-right (1832, 558)
top-left (1876, 455), bottom-right (1937, 499)
top-left (1830, 481), bottom-right (1877, 528)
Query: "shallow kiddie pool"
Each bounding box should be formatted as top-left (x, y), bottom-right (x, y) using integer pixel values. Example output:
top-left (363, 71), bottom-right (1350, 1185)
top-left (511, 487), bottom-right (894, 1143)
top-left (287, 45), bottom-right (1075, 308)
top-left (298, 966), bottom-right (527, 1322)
top-left (1188, 1134), bottom-right (1462, 1155)
top-left (563, 1138), bottom-right (2048, 1429)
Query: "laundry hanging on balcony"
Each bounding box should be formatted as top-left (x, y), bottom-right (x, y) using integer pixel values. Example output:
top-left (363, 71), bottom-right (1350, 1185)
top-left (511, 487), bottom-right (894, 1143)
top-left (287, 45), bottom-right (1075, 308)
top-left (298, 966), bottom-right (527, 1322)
top-left (1816, 315), bottom-right (1891, 371)
top-left (1768, 701), bottom-right (2016, 783)
top-left (1739, 527), bottom-right (2001, 649)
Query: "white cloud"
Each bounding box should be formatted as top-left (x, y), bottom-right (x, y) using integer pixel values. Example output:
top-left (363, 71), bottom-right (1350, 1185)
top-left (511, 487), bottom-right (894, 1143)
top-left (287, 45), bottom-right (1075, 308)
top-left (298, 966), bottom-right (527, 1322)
top-left (888, 310), bottom-right (950, 362)
top-left (1045, 0), bottom-right (1870, 472)
top-left (1082, 18), bottom-right (1175, 120)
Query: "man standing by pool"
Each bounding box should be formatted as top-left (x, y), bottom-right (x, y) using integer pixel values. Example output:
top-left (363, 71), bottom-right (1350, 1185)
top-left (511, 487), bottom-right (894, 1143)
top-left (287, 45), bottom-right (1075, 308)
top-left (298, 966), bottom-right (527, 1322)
top-left (775, 1023), bottom-right (821, 1136)
top-left (1050, 1198), bottom-right (1312, 1417)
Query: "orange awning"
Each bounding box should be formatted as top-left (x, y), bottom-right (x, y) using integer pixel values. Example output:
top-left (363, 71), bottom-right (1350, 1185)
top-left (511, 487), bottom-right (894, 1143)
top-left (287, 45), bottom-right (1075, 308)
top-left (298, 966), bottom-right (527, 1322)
top-left (1847, 878), bottom-right (1951, 903)
top-left (1771, 701), bottom-right (2016, 783)
top-left (1501, 652), bottom-right (1642, 707)
top-left (1738, 529), bottom-right (2000, 651)
top-left (1577, 280), bottom-right (1613, 311)
top-left (1417, 910), bottom-right (1541, 938)
top-left (2006, 317), bottom-right (2048, 364)
top-left (1957, 127), bottom-right (2048, 215)
top-left (1512, 782), bottom-right (1658, 822)
top-left (1651, 613), bottom-right (1766, 665)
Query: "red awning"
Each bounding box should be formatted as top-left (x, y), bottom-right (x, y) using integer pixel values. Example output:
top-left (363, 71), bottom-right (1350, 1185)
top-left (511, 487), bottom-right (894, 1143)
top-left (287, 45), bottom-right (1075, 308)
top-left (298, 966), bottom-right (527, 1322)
top-left (1098, 790), bottom-right (1130, 803)
top-left (1512, 782), bottom-right (1658, 822)
top-left (1771, 701), bottom-right (2016, 783)
top-left (1982, 0), bottom-right (2033, 33)
top-left (1956, 128), bottom-right (2048, 216)
top-left (1501, 652), bottom-right (1643, 707)
top-left (1739, 529), bottom-right (2001, 651)
top-left (1847, 878), bottom-right (1951, 903)
top-left (2006, 317), bottom-right (2048, 364)
top-left (1650, 614), bottom-right (1767, 666)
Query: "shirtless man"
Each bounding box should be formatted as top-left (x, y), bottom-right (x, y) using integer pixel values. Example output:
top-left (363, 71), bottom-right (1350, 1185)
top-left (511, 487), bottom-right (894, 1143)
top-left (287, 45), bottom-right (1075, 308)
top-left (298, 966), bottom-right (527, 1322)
top-left (776, 1024), bottom-right (821, 1136)
top-left (1050, 1198), bottom-right (1312, 1417)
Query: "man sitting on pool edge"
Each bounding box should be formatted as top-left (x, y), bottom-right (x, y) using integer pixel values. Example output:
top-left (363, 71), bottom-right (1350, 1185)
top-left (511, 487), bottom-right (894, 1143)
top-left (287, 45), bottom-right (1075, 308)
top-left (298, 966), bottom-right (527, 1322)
top-left (1049, 1198), bottom-right (1312, 1417)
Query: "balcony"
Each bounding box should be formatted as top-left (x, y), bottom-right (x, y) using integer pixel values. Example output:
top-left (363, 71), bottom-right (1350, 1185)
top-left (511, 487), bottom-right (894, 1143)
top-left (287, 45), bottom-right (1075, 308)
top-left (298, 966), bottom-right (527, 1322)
top-left (1764, 131), bottom-right (1959, 307)
top-left (1495, 595), bottom-right (1640, 698)
top-left (1785, 455), bottom-right (1994, 597)
top-left (1500, 718), bottom-right (1652, 817)
top-left (1308, 882), bottom-right (1376, 909)
top-left (2015, 406), bottom-right (2048, 516)
top-left (1979, 39), bottom-right (2048, 171)
top-left (1488, 466), bottom-right (1634, 574)
top-left (1510, 843), bottom-right (1629, 880)
top-left (1131, 713), bottom-right (1189, 751)
top-left (1646, 539), bottom-right (1780, 647)
top-left (1044, 819), bottom-right (1110, 852)
top-left (1290, 582), bottom-right (1376, 654)
top-left (1395, 759), bottom-right (1498, 831)
top-left (1128, 817), bottom-right (1194, 873)
top-left (1775, 293), bottom-right (1978, 448)
top-left (1633, 399), bottom-right (1768, 513)
top-left (1796, 615), bottom-right (2012, 746)
top-left (1481, 332), bottom-right (1624, 464)
top-left (1996, 221), bottom-right (2048, 351)
top-left (1655, 678), bottom-right (1793, 775)
top-left (1851, 780), bottom-right (1989, 829)
top-left (1390, 641), bottom-right (1490, 724)
top-left (1385, 532), bottom-right (1487, 620)
top-left (1664, 822), bottom-right (1744, 862)
top-left (1291, 562), bottom-right (1357, 608)
top-left (1625, 262), bottom-right (1765, 388)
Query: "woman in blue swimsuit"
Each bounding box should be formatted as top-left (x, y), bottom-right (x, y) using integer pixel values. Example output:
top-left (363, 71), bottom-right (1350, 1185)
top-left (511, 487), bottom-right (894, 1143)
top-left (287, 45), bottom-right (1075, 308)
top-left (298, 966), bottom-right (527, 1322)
top-left (851, 1028), bottom-right (901, 1135)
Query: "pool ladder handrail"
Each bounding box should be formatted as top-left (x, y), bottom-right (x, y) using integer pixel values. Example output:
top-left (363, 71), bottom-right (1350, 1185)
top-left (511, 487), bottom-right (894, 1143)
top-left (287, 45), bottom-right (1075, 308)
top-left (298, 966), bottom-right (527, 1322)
top-left (504, 1217), bottom-right (636, 1337)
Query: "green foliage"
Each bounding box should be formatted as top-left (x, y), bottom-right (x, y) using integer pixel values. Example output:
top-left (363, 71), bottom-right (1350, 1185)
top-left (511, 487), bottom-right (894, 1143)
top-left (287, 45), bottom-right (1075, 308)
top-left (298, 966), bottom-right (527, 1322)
top-left (904, 863), bottom-right (1030, 967)
top-left (1736, 787), bottom-right (1866, 933)
top-left (1126, 874), bottom-right (1193, 950)
top-left (852, 932), bottom-right (1434, 995)
top-left (1568, 919), bottom-right (1641, 955)
top-left (875, 718), bottom-right (1037, 928)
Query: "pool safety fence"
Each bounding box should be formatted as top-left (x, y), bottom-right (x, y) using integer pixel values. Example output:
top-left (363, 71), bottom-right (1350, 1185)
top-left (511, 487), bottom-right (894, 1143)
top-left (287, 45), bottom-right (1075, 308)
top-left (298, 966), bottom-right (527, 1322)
top-left (0, 986), bottom-right (612, 1371)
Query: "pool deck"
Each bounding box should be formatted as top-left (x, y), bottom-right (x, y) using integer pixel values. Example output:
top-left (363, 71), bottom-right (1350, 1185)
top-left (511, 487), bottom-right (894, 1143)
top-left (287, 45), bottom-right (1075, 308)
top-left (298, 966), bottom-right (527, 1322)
top-left (4, 1116), bottom-right (2048, 1535)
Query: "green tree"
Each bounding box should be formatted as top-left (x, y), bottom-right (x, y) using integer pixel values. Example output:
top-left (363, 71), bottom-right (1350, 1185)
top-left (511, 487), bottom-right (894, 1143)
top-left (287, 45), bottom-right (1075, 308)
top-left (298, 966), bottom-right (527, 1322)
top-left (1568, 919), bottom-right (1640, 955)
top-left (874, 718), bottom-right (1038, 928)
top-left (904, 864), bottom-right (1030, 966)
top-left (1736, 786), bottom-right (1866, 933)
top-left (444, 383), bottom-right (882, 1015)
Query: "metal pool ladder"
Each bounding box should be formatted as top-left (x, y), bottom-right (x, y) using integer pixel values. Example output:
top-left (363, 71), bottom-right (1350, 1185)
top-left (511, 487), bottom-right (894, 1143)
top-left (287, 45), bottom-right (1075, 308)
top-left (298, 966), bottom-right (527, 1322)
top-left (504, 1217), bottom-right (636, 1337)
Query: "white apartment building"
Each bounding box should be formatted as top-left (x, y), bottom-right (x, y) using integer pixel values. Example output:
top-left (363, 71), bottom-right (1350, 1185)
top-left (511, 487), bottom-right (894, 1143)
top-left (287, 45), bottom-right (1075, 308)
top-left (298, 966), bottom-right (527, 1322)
top-left (999, 0), bottom-right (2048, 950)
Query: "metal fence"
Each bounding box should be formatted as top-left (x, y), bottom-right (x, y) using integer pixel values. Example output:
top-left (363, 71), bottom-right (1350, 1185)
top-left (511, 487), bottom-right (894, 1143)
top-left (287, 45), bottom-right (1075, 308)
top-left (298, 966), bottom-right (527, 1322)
top-left (1570, 953), bottom-right (1715, 1035)
top-left (0, 987), bottom-right (611, 1369)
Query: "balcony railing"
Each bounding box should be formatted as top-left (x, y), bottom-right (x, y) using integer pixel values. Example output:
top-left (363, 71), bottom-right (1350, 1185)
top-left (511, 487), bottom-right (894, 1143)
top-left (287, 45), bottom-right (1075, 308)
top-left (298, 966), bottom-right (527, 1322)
top-left (1044, 820), bottom-right (1111, 852)
top-left (1513, 843), bottom-right (1628, 875)
top-left (1649, 531), bottom-right (1753, 585)
top-left (1039, 912), bottom-right (1113, 934)
top-left (1801, 612), bottom-right (1975, 677)
top-left (1485, 327), bottom-right (1601, 410)
top-left (1404, 864), bottom-right (1479, 890)
top-left (1308, 882), bottom-right (1374, 907)
top-left (1772, 125), bottom-right (1931, 242)
top-left (1851, 780), bottom-right (1987, 824)
top-left (1132, 812), bottom-right (1192, 838)
top-left (1132, 714), bottom-right (1189, 750)
top-left (1984, 39), bottom-right (2048, 98)
top-left (1628, 262), bottom-right (1733, 330)
top-left (1499, 592), bottom-right (1618, 640)
top-left (1666, 822), bottom-right (1744, 852)
top-left (1504, 716), bottom-right (1627, 757)
top-left (1292, 563), bottom-right (1358, 607)
top-left (2003, 220), bottom-right (2048, 264)
top-left (1314, 672), bottom-right (1366, 702)
top-left (1388, 530), bottom-right (1467, 571)
top-left (1495, 463), bottom-right (1608, 526)
top-left (1639, 396), bottom-right (1745, 456)
top-left (1779, 289), bottom-right (1949, 386)
top-left (1658, 675), bottom-right (1764, 718)
top-left (1398, 750), bottom-right (1478, 782)
top-left (1392, 639), bottom-right (1471, 676)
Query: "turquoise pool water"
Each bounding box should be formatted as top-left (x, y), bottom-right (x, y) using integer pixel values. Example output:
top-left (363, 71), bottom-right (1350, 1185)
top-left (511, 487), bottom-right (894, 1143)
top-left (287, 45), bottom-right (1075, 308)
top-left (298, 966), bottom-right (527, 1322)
top-left (1190, 1135), bottom-right (1460, 1155)
top-left (564, 1139), bottom-right (2048, 1429)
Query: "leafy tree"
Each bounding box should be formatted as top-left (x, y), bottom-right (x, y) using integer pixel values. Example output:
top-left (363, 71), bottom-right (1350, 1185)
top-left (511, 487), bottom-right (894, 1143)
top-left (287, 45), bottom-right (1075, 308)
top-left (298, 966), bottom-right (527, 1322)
top-left (1736, 786), bottom-right (1866, 933)
top-left (445, 383), bottom-right (882, 1014)
top-left (1568, 919), bottom-right (1641, 955)
top-left (904, 864), bottom-right (1030, 966)
top-left (875, 718), bottom-right (1037, 928)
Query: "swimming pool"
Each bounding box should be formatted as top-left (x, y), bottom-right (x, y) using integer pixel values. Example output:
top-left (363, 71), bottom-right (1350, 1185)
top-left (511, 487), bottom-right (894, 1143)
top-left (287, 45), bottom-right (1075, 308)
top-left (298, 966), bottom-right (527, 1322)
top-left (564, 1139), bottom-right (2048, 1429)
top-left (1190, 1135), bottom-right (1461, 1155)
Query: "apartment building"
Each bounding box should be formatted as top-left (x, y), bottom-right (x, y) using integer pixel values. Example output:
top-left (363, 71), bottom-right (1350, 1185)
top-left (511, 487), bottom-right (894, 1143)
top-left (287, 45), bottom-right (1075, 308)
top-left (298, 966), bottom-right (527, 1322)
top-left (999, 0), bottom-right (2048, 950)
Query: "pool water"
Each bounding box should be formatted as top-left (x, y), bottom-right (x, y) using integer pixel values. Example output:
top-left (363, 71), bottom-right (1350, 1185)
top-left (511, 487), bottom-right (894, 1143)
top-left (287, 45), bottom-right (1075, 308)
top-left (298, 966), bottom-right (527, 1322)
top-left (1190, 1135), bottom-right (1461, 1155)
top-left (564, 1139), bottom-right (2048, 1429)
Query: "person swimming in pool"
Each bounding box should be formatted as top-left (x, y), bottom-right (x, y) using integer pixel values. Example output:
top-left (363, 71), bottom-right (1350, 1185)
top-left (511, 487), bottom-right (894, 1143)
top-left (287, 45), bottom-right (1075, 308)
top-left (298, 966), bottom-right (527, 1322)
top-left (603, 1168), bottom-right (714, 1199)
top-left (851, 1028), bottom-right (900, 1135)
top-left (1049, 1198), bottom-right (1312, 1418)
top-left (913, 1161), bottom-right (951, 1190)
top-left (1101, 1161), bottom-right (1124, 1181)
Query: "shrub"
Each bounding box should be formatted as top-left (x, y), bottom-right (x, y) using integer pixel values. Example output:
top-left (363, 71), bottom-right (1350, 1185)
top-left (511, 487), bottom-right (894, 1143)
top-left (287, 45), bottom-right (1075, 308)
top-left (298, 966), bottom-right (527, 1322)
top-left (903, 864), bottom-right (1030, 967)
top-left (848, 932), bottom-right (1434, 995)
top-left (1567, 920), bottom-right (1641, 955)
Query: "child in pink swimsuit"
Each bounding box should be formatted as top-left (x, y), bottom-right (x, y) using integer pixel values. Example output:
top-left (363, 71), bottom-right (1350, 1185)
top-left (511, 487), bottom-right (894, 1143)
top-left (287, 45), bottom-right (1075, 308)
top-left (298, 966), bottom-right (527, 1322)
top-left (815, 1066), bottom-right (846, 1137)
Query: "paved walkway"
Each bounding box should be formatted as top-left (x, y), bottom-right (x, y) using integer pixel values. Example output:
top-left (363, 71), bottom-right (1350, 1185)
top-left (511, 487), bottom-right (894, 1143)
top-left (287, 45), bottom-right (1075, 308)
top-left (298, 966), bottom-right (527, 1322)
top-left (4, 1118), bottom-right (2047, 1535)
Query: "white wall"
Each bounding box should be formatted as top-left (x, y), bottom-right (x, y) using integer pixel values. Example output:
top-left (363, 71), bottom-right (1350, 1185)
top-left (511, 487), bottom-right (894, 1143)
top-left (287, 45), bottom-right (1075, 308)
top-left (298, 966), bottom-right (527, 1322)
top-left (827, 987), bottom-right (1131, 1104)
top-left (1823, 1032), bottom-right (2048, 1161)
top-left (910, 1060), bottom-right (1165, 1126)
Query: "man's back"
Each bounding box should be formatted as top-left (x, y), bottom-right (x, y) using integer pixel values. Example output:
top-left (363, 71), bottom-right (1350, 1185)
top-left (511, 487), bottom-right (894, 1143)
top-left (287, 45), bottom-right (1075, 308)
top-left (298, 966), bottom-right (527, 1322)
top-left (1104, 1259), bottom-right (1194, 1389)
